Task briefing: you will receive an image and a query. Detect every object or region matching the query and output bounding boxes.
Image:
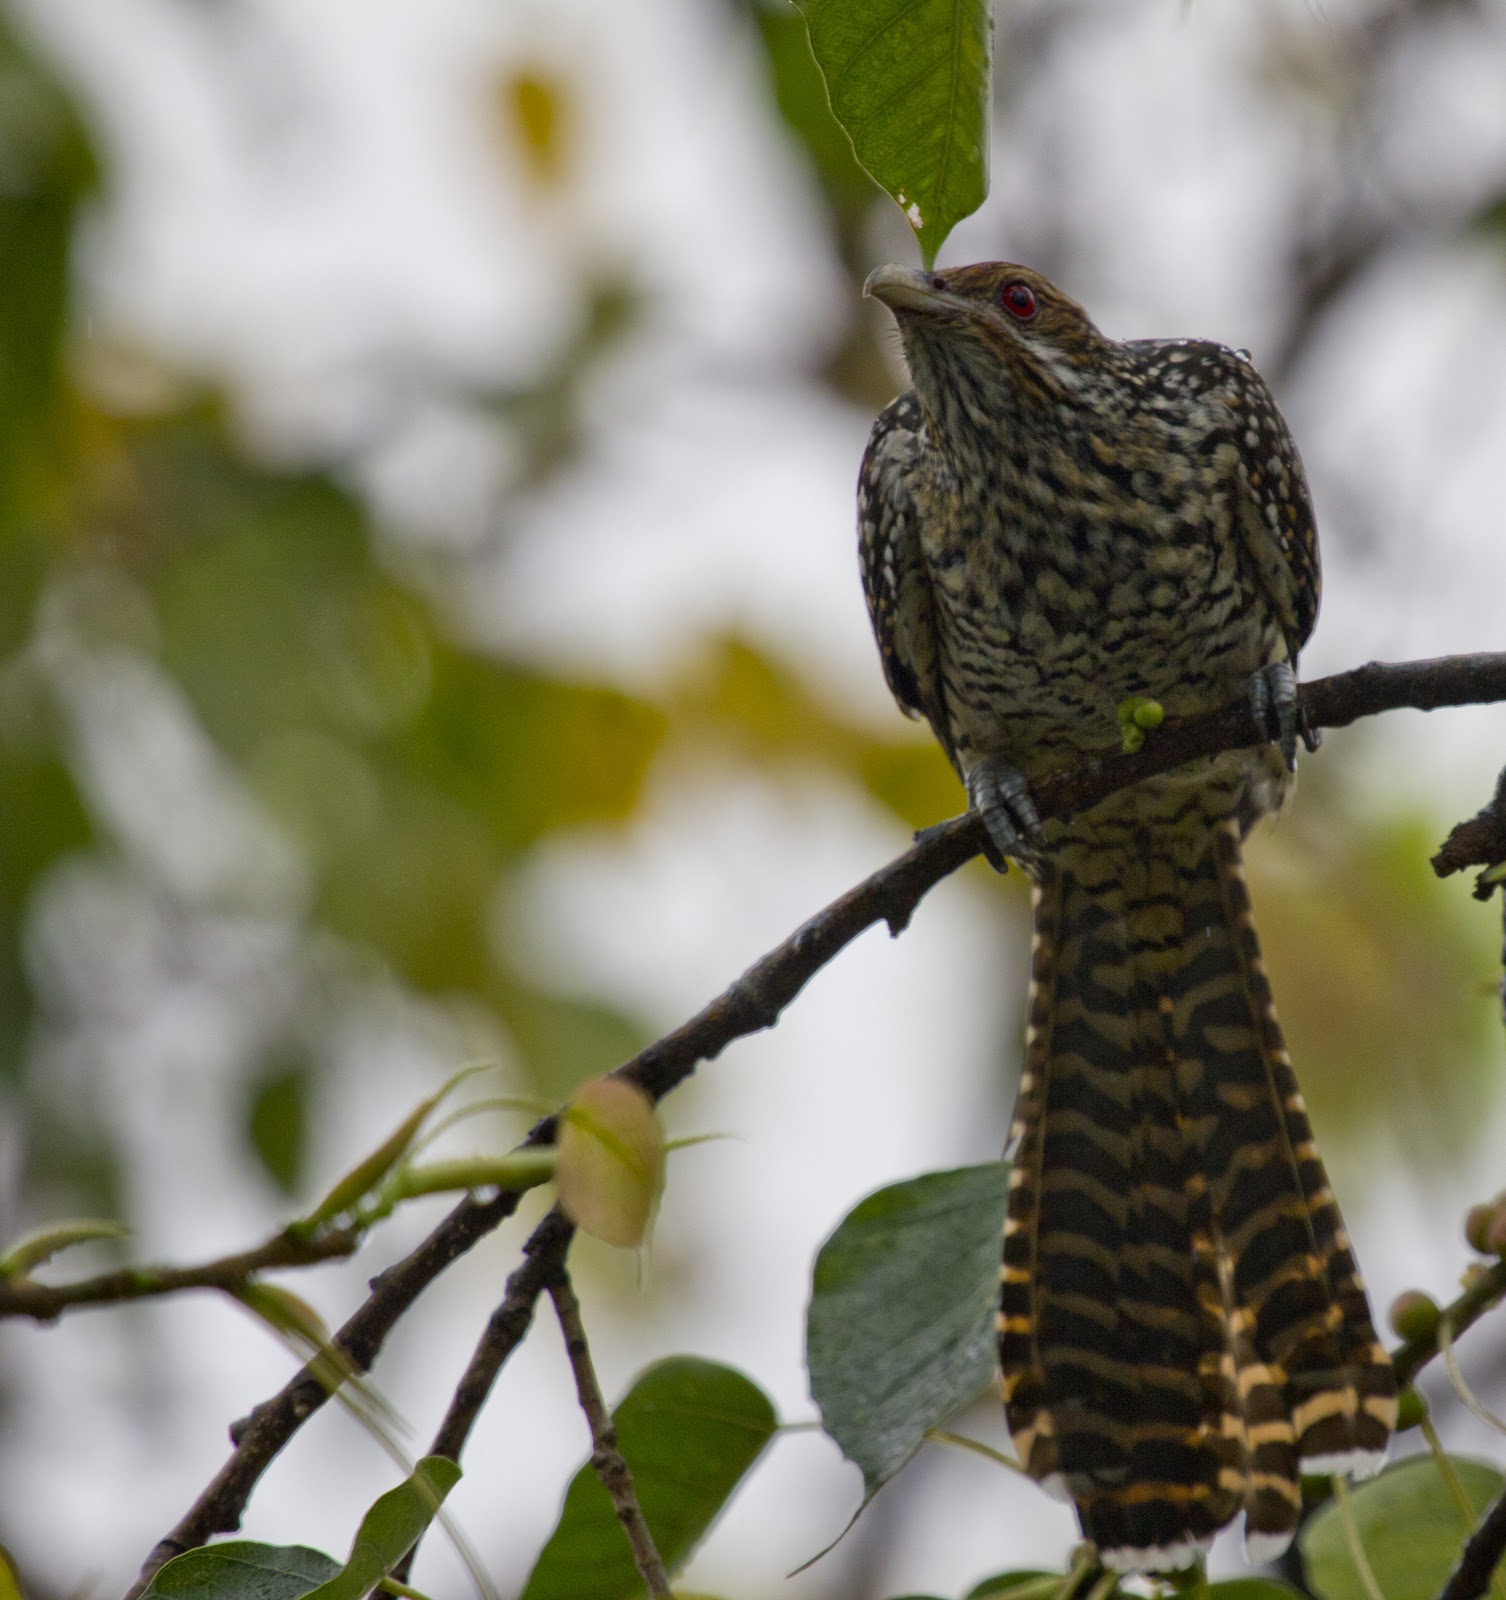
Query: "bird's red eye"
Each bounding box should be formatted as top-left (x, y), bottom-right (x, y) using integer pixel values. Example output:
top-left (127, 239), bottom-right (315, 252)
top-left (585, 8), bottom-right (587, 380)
top-left (1001, 281), bottom-right (1037, 319)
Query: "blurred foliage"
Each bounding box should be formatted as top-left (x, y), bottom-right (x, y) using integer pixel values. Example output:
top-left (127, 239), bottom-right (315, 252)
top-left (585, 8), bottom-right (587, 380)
top-left (1248, 793), bottom-right (1501, 1175)
top-left (0, 0), bottom-right (1499, 1332)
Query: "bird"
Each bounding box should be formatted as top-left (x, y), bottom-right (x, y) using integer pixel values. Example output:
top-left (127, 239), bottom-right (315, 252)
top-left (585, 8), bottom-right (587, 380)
top-left (856, 260), bottom-right (1396, 1571)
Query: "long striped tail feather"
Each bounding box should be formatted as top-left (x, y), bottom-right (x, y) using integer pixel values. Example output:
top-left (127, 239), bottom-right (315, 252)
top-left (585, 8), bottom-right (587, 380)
top-left (999, 784), bottom-right (1397, 1571)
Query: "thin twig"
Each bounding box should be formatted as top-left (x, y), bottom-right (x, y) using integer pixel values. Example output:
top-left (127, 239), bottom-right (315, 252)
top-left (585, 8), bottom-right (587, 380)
top-left (548, 1268), bottom-right (672, 1599)
top-left (128, 649), bottom-right (1506, 1592)
top-left (0, 1225), bottom-right (360, 1322)
top-left (387, 1210), bottom-right (576, 1588)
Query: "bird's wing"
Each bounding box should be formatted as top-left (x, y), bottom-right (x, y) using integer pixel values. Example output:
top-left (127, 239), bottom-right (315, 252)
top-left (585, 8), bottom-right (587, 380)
top-left (857, 393), bottom-right (953, 751)
top-left (1227, 362), bottom-right (1322, 658)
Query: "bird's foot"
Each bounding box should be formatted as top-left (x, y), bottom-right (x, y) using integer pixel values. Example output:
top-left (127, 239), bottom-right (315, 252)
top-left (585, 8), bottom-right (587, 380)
top-left (965, 758), bottom-right (1045, 873)
top-left (1248, 662), bottom-right (1319, 772)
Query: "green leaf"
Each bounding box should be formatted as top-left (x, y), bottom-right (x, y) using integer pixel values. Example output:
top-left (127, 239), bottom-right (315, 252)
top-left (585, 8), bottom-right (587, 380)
top-left (1301, 1455), bottom-right (1503, 1600)
top-left (1206, 1583), bottom-right (1309, 1600)
top-left (793, 0), bottom-right (992, 266)
top-left (0, 1216), bottom-right (128, 1276)
top-left (139, 1542), bottom-right (341, 1599)
top-left (555, 1076), bottom-right (664, 1248)
top-left (807, 1163), bottom-right (1008, 1501)
top-left (303, 1457), bottom-right (462, 1600)
top-left (965, 1572), bottom-right (1059, 1599)
top-left (520, 1357), bottom-right (777, 1600)
top-left (247, 1058), bottom-right (310, 1197)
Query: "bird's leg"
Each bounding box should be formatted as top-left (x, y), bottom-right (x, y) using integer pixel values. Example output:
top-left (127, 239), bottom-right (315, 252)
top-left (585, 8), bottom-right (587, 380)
top-left (1247, 661), bottom-right (1317, 772)
top-left (965, 756), bottom-right (1045, 872)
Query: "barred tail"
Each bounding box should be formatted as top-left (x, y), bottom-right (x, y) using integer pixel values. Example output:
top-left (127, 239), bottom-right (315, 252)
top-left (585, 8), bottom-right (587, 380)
top-left (998, 787), bottom-right (1396, 1571)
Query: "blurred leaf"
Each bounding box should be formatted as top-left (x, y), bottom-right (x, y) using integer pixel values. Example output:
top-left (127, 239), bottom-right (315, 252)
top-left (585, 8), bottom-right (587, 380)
top-left (498, 69), bottom-right (573, 189)
top-left (139, 1542), bottom-right (340, 1599)
top-left (556, 1076), bottom-right (664, 1248)
top-left (1248, 806), bottom-right (1500, 1173)
top-left (520, 1357), bottom-right (776, 1600)
top-left (1300, 1456), bottom-right (1502, 1600)
top-left (303, 1458), bottom-right (461, 1600)
top-left (686, 632), bottom-right (965, 828)
top-left (247, 1057), bottom-right (310, 1197)
top-left (0, 15), bottom-right (98, 587)
top-left (751, 4), bottom-right (874, 229)
top-left (0, 744), bottom-right (91, 1084)
top-left (496, 978), bottom-right (652, 1104)
top-left (792, 0), bottom-right (992, 266)
top-left (859, 739), bottom-right (964, 833)
top-left (807, 1163), bottom-right (1008, 1504)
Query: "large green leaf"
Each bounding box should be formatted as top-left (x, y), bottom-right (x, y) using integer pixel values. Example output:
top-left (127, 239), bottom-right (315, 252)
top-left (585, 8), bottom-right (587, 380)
top-left (1301, 1455), bottom-right (1504, 1600)
top-left (793, 0), bottom-right (992, 265)
top-left (138, 1542), bottom-right (340, 1599)
top-left (520, 1357), bottom-right (777, 1600)
top-left (807, 1163), bottom-right (1008, 1499)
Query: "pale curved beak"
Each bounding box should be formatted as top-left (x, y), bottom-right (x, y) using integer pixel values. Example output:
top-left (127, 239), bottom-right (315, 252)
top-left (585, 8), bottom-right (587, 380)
top-left (863, 264), bottom-right (948, 312)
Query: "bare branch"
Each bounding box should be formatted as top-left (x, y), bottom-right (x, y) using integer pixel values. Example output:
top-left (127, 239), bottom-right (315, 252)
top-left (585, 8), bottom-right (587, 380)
top-left (0, 1226), bottom-right (360, 1323)
top-left (549, 1268), bottom-right (673, 1599)
top-left (124, 1186), bottom-right (535, 1599)
top-left (1439, 1480), bottom-right (1506, 1600)
top-left (127, 648), bottom-right (1506, 1592)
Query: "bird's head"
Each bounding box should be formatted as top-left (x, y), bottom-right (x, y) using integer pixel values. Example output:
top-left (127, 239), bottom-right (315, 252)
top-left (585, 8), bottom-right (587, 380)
top-left (864, 262), bottom-right (1114, 445)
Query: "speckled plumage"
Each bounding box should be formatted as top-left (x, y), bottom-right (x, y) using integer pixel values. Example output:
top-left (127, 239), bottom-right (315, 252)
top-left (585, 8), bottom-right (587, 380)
top-left (859, 263), bottom-right (1394, 1569)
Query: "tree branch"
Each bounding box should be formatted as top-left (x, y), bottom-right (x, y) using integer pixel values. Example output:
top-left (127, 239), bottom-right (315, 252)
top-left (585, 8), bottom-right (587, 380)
top-left (549, 1267), bottom-right (673, 1599)
top-left (1439, 1480), bottom-right (1506, 1600)
top-left (127, 648), bottom-right (1506, 1593)
top-left (0, 1226), bottom-right (361, 1323)
top-left (124, 1186), bottom-right (536, 1599)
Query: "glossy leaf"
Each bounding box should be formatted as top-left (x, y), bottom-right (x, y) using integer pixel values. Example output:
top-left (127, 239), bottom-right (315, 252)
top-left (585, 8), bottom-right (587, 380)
top-left (793, 0), bottom-right (992, 265)
top-left (520, 1357), bottom-right (776, 1600)
top-left (139, 1542), bottom-right (340, 1599)
top-left (1301, 1455), bottom-right (1503, 1600)
top-left (807, 1163), bottom-right (1008, 1499)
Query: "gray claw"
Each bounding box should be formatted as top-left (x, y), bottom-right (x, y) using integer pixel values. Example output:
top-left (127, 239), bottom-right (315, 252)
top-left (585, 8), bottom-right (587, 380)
top-left (1249, 662), bottom-right (1300, 772)
top-left (966, 757), bottom-right (1044, 871)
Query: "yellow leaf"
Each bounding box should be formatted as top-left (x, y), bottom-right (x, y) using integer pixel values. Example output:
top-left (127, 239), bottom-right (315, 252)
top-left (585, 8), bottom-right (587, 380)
top-left (556, 1078), bottom-right (663, 1248)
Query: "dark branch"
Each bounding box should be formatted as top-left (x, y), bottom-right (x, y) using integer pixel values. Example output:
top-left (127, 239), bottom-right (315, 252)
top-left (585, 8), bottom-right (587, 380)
top-left (550, 1268), bottom-right (672, 1598)
top-left (614, 650), bottom-right (1506, 1108)
top-left (1439, 1479), bottom-right (1506, 1600)
top-left (1433, 764), bottom-right (1506, 893)
top-left (128, 648), bottom-right (1506, 1592)
top-left (124, 1186), bottom-right (537, 1599)
top-left (387, 1210), bottom-right (576, 1588)
top-left (0, 1226), bottom-right (360, 1323)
